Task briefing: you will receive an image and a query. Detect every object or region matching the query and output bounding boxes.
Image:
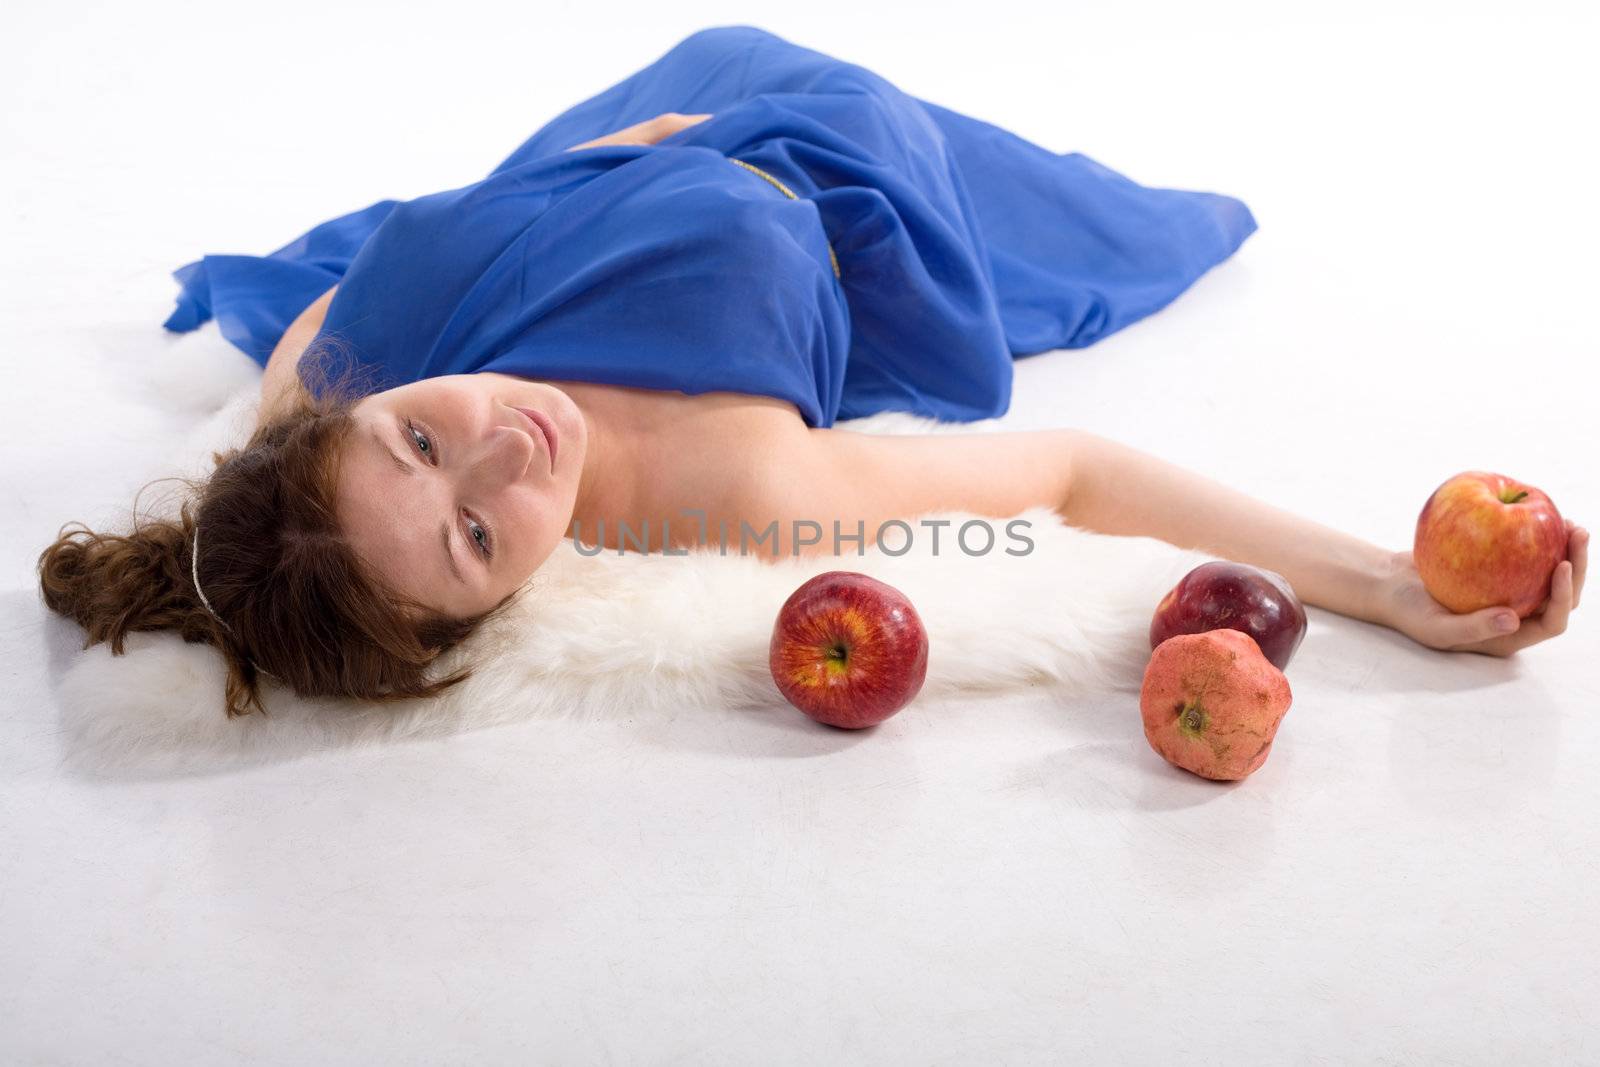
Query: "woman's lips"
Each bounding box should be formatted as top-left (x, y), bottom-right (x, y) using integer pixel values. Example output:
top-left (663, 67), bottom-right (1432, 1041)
top-left (513, 406), bottom-right (557, 471)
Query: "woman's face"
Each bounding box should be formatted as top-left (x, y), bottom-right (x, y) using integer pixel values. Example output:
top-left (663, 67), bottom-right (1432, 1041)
top-left (335, 373), bottom-right (588, 619)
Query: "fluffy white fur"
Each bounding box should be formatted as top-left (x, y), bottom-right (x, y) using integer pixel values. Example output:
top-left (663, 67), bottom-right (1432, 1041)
top-left (54, 332), bottom-right (1221, 775)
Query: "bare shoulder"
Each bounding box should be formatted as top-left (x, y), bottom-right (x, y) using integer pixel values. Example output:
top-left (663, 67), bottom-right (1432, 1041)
top-left (664, 398), bottom-right (814, 517)
top-left (574, 386), bottom-right (817, 553)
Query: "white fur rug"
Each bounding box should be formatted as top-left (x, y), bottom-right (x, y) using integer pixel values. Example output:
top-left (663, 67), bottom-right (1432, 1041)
top-left (53, 335), bottom-right (1222, 775)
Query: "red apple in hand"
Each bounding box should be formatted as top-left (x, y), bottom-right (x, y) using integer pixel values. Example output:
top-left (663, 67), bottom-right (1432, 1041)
top-left (1149, 561), bottom-right (1308, 672)
top-left (1413, 471), bottom-right (1566, 617)
top-left (1141, 629), bottom-right (1293, 782)
top-left (769, 572), bottom-right (929, 729)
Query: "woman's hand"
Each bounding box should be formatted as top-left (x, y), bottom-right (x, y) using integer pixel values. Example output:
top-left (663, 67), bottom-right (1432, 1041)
top-left (1370, 520), bottom-right (1588, 655)
top-left (564, 112), bottom-right (713, 152)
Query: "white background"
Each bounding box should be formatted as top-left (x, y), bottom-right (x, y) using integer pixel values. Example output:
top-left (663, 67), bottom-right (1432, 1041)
top-left (2, 0), bottom-right (1597, 1062)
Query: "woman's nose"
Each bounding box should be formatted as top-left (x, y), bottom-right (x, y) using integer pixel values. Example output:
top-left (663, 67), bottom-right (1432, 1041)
top-left (474, 422), bottom-right (535, 487)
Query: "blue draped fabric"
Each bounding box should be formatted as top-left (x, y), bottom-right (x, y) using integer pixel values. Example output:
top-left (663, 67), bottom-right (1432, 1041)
top-left (163, 25), bottom-right (1257, 428)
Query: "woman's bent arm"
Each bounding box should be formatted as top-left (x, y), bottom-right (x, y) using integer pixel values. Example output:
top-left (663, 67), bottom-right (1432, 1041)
top-left (1061, 431), bottom-right (1393, 623)
top-left (258, 284), bottom-right (338, 427)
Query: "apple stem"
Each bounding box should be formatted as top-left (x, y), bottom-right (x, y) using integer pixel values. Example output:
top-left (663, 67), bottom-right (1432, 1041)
top-left (1501, 489), bottom-right (1529, 504)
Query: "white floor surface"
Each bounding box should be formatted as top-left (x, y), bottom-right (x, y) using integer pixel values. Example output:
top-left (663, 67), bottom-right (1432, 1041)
top-left (3, 1), bottom-right (1597, 1062)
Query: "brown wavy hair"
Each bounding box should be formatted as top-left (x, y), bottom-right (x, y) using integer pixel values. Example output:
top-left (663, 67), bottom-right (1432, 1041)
top-left (37, 358), bottom-right (513, 718)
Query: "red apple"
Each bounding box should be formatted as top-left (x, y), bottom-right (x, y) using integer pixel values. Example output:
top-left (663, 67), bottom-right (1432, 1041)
top-left (1413, 471), bottom-right (1566, 617)
top-left (1140, 629), bottom-right (1293, 782)
top-left (1149, 561), bottom-right (1307, 672)
top-left (769, 571), bottom-right (929, 729)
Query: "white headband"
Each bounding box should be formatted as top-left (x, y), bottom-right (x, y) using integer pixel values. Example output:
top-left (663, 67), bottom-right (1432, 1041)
top-left (190, 524), bottom-right (232, 634)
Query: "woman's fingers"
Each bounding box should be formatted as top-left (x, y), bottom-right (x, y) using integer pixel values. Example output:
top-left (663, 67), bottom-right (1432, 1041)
top-left (655, 112), bottom-right (712, 130)
top-left (1450, 605), bottom-right (1521, 652)
top-left (567, 113), bottom-right (714, 152)
top-left (1486, 524), bottom-right (1587, 654)
top-left (1568, 524), bottom-right (1587, 611)
top-left (1492, 560), bottom-right (1575, 655)
top-left (1539, 561), bottom-right (1574, 637)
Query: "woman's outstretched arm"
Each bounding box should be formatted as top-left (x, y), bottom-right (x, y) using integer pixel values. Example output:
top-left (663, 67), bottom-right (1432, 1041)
top-left (800, 427), bottom-right (1585, 656)
top-left (800, 427), bottom-right (1384, 609)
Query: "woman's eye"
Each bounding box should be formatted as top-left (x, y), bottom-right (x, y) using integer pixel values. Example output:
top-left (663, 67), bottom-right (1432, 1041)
top-left (406, 420), bottom-right (433, 458)
top-left (465, 515), bottom-right (491, 558)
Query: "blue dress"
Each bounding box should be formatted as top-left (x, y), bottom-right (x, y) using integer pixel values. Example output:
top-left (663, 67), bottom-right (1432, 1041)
top-left (162, 25), bottom-right (1257, 428)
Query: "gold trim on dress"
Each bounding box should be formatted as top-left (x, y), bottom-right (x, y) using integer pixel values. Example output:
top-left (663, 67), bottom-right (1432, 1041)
top-left (727, 157), bottom-right (842, 281)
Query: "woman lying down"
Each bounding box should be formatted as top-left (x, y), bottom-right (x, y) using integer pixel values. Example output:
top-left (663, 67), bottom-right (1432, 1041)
top-left (36, 27), bottom-right (1586, 717)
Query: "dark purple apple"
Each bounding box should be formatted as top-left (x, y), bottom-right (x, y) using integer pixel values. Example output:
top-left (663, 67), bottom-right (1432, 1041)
top-left (769, 571), bottom-right (929, 729)
top-left (1149, 561), bottom-right (1308, 672)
